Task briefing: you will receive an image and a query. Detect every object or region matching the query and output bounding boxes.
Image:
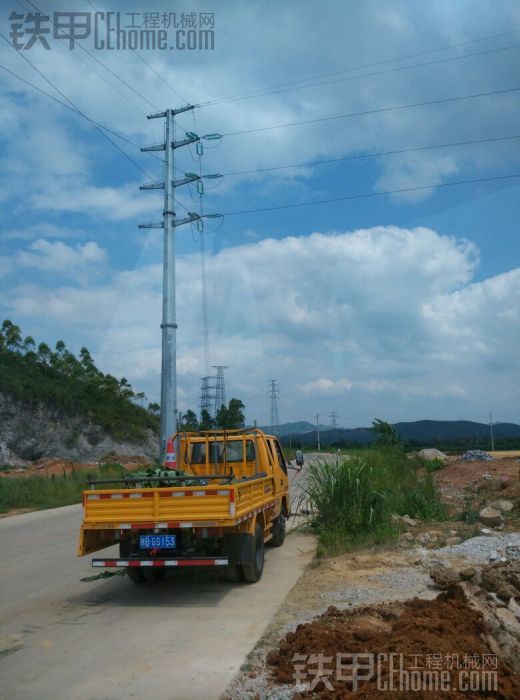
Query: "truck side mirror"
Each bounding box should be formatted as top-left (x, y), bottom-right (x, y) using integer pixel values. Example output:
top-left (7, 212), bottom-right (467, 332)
top-left (295, 450), bottom-right (304, 467)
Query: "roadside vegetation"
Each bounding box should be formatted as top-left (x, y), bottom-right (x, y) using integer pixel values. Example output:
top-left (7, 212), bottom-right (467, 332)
top-left (0, 462), bottom-right (129, 513)
top-left (304, 422), bottom-right (447, 554)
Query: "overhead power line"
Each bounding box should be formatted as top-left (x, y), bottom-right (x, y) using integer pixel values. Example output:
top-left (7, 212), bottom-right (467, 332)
top-left (222, 86), bottom-right (520, 137)
top-left (24, 0), bottom-right (159, 111)
top-left (201, 42), bottom-right (520, 107)
top-left (198, 27), bottom-right (520, 107)
top-left (0, 32), bottom-right (156, 181)
top-left (222, 134), bottom-right (520, 177)
top-left (221, 173), bottom-right (520, 217)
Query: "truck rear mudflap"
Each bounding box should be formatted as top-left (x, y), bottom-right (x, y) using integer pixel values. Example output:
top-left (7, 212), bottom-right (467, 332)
top-left (92, 557), bottom-right (229, 568)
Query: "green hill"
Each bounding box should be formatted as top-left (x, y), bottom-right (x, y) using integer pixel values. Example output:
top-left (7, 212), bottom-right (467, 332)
top-left (0, 319), bottom-right (159, 442)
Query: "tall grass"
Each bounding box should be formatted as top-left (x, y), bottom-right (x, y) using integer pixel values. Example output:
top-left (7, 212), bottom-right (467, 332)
top-left (304, 449), bottom-right (446, 552)
top-left (0, 463), bottom-right (128, 513)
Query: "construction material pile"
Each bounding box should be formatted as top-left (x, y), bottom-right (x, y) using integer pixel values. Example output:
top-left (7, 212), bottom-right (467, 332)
top-left (462, 450), bottom-right (494, 462)
top-left (266, 558), bottom-right (520, 699)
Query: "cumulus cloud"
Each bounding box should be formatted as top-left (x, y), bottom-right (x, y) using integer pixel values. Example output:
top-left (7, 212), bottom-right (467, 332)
top-left (3, 225), bottom-right (518, 423)
top-left (16, 239), bottom-right (108, 277)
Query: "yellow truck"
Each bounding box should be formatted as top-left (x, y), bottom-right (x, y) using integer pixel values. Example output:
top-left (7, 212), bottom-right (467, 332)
top-left (78, 429), bottom-right (291, 583)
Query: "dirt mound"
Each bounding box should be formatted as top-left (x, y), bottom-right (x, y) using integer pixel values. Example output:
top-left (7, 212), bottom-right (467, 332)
top-left (267, 586), bottom-right (520, 698)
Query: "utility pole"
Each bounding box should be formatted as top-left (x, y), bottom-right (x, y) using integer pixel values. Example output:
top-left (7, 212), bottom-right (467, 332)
top-left (139, 105), bottom-right (200, 459)
top-left (268, 380), bottom-right (280, 435)
top-left (316, 413), bottom-right (321, 451)
top-left (489, 413), bottom-right (495, 452)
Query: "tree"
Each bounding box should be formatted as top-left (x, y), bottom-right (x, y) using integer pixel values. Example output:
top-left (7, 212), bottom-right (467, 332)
top-left (1, 320), bottom-right (22, 352)
top-left (227, 398), bottom-right (245, 429)
top-left (372, 418), bottom-right (402, 448)
top-left (215, 399), bottom-right (245, 430)
top-left (79, 346), bottom-right (97, 376)
top-left (148, 402), bottom-right (160, 417)
top-left (179, 409), bottom-right (198, 431)
top-left (199, 408), bottom-right (214, 431)
top-left (37, 342), bottom-right (52, 375)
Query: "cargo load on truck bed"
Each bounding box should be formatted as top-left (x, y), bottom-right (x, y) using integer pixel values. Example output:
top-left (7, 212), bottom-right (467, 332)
top-left (78, 429), bottom-right (291, 583)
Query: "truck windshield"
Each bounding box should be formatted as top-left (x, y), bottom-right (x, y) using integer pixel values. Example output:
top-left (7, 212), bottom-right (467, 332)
top-left (190, 440), bottom-right (255, 464)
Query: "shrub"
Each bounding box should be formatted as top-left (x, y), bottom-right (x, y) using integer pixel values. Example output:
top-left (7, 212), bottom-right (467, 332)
top-left (304, 449), bottom-right (446, 552)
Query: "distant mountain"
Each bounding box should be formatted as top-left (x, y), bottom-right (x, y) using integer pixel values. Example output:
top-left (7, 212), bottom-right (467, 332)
top-left (277, 419), bottom-right (520, 448)
top-left (259, 421), bottom-right (316, 436)
top-left (394, 420), bottom-right (520, 441)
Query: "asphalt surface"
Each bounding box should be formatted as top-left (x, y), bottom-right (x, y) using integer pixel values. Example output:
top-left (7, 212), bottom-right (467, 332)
top-left (0, 467), bottom-right (317, 700)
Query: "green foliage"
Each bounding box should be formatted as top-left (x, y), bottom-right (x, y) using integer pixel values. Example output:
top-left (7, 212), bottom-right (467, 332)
top-left (0, 463), bottom-right (129, 512)
top-left (304, 449), bottom-right (447, 553)
top-left (372, 418), bottom-right (402, 448)
top-left (215, 398), bottom-right (245, 430)
top-left (181, 399), bottom-right (247, 432)
top-left (423, 457), bottom-right (445, 472)
top-left (199, 408), bottom-right (214, 431)
top-left (179, 409), bottom-right (198, 431)
top-left (0, 319), bottom-right (159, 442)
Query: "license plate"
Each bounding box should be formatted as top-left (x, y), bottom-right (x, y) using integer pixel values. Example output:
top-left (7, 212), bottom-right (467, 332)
top-left (139, 534), bottom-right (176, 549)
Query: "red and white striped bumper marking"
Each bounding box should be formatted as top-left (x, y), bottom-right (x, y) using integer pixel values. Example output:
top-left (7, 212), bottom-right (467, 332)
top-left (92, 558), bottom-right (229, 568)
top-left (87, 492), bottom-right (154, 501)
top-left (116, 521), bottom-right (218, 530)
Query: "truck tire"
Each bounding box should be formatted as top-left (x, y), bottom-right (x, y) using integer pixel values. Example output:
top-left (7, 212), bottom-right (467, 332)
top-left (142, 567), bottom-right (166, 582)
top-left (241, 521), bottom-right (265, 583)
top-left (126, 566), bottom-right (145, 583)
top-left (226, 564), bottom-right (244, 583)
top-left (270, 513), bottom-right (286, 547)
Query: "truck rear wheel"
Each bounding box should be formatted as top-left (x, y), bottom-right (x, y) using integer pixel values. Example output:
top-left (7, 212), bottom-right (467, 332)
top-left (142, 567), bottom-right (166, 582)
top-left (126, 566), bottom-right (145, 583)
top-left (226, 564), bottom-right (244, 582)
top-left (270, 513), bottom-right (286, 547)
top-left (241, 521), bottom-right (265, 583)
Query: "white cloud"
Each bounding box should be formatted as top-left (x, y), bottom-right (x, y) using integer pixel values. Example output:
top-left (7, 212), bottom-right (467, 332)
top-left (17, 239), bottom-right (108, 277)
top-left (297, 378), bottom-right (353, 395)
top-left (3, 225), bottom-right (518, 423)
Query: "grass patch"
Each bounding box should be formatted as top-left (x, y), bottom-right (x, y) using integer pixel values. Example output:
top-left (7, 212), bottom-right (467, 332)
top-left (304, 448), bottom-right (447, 554)
top-left (0, 462), bottom-right (134, 513)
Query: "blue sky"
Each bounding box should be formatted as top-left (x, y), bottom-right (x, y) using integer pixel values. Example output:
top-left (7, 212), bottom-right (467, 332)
top-left (1, 0), bottom-right (519, 427)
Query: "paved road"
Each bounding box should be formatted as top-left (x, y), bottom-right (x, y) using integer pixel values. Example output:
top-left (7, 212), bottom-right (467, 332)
top-left (0, 495), bottom-right (315, 700)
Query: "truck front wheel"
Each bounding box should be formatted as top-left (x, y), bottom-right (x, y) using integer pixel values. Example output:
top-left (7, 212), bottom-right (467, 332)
top-left (270, 513), bottom-right (286, 547)
top-left (241, 521), bottom-right (265, 583)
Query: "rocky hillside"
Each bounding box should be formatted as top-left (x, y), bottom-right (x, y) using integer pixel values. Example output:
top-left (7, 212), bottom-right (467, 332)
top-left (0, 394), bottom-right (158, 466)
top-left (0, 320), bottom-right (159, 465)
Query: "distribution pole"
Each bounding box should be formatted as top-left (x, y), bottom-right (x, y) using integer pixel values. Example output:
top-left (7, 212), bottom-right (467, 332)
top-left (316, 413), bottom-right (321, 451)
top-left (489, 413), bottom-right (495, 452)
top-left (139, 105), bottom-right (200, 460)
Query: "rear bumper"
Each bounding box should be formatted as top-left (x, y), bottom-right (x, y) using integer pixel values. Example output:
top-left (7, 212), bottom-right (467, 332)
top-left (92, 557), bottom-right (229, 568)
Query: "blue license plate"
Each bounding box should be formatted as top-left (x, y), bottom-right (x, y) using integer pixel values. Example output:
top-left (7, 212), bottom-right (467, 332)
top-left (139, 534), bottom-right (176, 549)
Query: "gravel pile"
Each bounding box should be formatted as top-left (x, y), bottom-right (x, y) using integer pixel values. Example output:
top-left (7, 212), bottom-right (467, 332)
top-left (323, 566), bottom-right (436, 607)
top-left (435, 533), bottom-right (520, 563)
top-left (462, 449), bottom-right (493, 461)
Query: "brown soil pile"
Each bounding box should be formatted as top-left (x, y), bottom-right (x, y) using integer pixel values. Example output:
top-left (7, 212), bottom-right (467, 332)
top-left (267, 586), bottom-right (520, 698)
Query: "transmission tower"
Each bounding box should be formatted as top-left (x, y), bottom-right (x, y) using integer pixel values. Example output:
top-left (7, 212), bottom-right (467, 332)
top-left (268, 380), bottom-right (280, 435)
top-left (200, 375), bottom-right (215, 416)
top-left (330, 411), bottom-right (338, 444)
top-left (213, 365), bottom-right (228, 417)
